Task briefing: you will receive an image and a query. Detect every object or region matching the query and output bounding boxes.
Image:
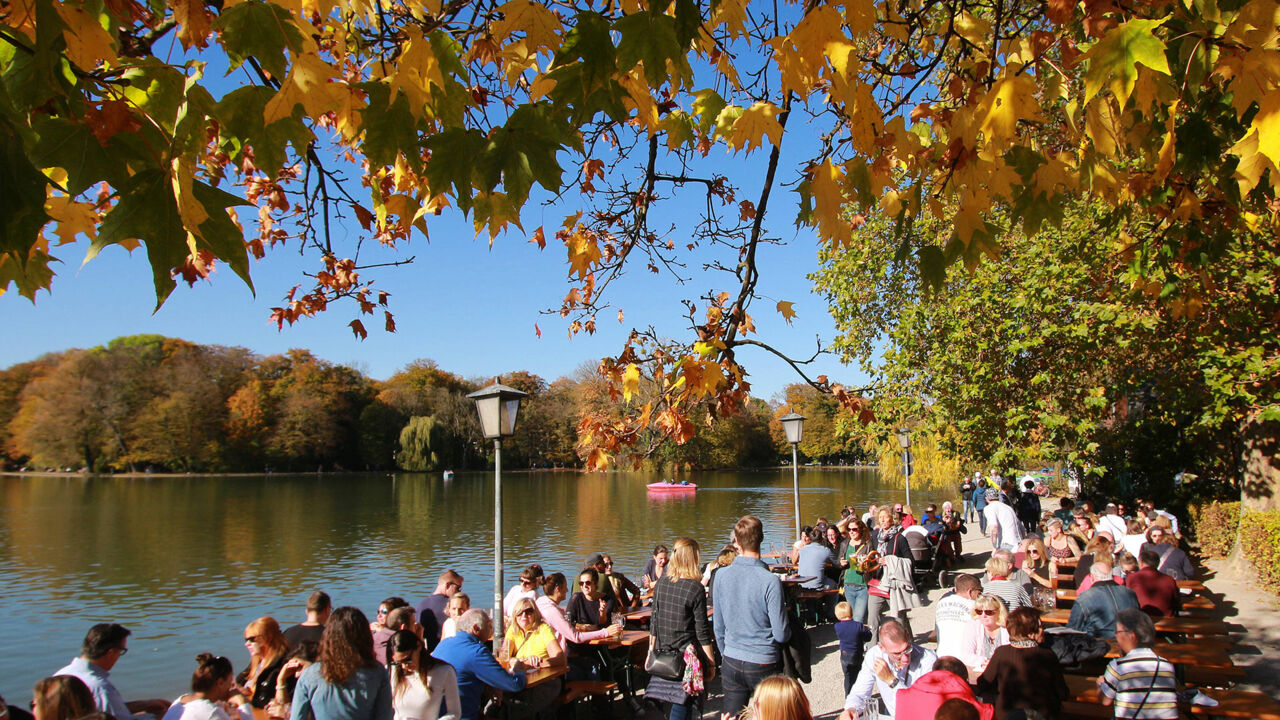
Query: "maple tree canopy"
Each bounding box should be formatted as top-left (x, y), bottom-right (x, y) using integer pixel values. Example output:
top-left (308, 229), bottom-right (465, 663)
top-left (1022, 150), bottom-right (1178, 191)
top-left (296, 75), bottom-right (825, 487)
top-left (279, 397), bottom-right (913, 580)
top-left (2, 0), bottom-right (1277, 469)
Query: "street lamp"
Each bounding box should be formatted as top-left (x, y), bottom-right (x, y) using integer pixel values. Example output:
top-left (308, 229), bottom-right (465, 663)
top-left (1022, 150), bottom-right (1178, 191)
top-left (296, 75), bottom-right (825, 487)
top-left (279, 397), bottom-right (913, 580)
top-left (467, 381), bottom-right (527, 650)
top-left (779, 411), bottom-right (806, 541)
top-left (896, 427), bottom-right (912, 507)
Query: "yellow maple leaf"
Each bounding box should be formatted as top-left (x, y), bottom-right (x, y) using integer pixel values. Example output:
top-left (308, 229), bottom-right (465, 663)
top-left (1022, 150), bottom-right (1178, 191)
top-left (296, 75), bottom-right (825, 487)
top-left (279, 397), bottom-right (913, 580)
top-left (777, 300), bottom-right (797, 324)
top-left (809, 159), bottom-right (850, 247)
top-left (727, 102), bottom-right (783, 153)
top-left (953, 12), bottom-right (991, 48)
top-left (975, 75), bottom-right (1040, 156)
top-left (386, 27), bottom-right (446, 117)
top-left (490, 0), bottom-right (563, 54)
top-left (1248, 91), bottom-right (1280, 166)
top-left (712, 0), bottom-right (749, 38)
top-left (622, 363), bottom-right (640, 401)
top-left (953, 196), bottom-right (986, 245)
top-left (44, 196), bottom-right (98, 246)
top-left (618, 71), bottom-right (660, 136)
top-left (564, 227), bottom-right (602, 279)
top-left (839, 0), bottom-right (877, 35)
top-left (1228, 126), bottom-right (1278, 195)
top-left (171, 157), bottom-right (210, 240)
top-left (54, 5), bottom-right (118, 68)
top-left (263, 54), bottom-right (348, 125)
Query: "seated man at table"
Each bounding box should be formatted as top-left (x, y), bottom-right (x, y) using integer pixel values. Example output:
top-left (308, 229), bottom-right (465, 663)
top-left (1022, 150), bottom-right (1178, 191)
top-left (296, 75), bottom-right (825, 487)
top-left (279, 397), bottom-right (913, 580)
top-left (839, 619), bottom-right (937, 719)
top-left (1067, 562), bottom-right (1139, 639)
top-left (1124, 550), bottom-right (1182, 618)
top-left (55, 623), bottom-right (170, 720)
top-left (1097, 608), bottom-right (1181, 719)
top-left (431, 609), bottom-right (528, 720)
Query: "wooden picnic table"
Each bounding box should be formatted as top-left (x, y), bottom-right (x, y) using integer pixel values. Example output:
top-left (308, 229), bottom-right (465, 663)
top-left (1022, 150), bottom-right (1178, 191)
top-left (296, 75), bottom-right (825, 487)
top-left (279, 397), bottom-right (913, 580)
top-left (1101, 639), bottom-right (1237, 669)
top-left (1055, 588), bottom-right (1215, 610)
top-left (1063, 675), bottom-right (1280, 720)
top-left (588, 629), bottom-right (651, 647)
top-left (780, 575), bottom-right (817, 585)
top-left (524, 664), bottom-right (570, 688)
top-left (1041, 609), bottom-right (1230, 636)
top-left (622, 607), bottom-right (652, 623)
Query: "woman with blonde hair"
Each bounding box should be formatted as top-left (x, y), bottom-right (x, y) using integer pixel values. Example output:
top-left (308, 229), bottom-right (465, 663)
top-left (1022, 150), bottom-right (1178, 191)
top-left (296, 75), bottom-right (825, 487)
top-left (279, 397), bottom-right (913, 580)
top-left (1043, 518), bottom-right (1081, 563)
top-left (236, 617), bottom-right (289, 709)
top-left (644, 537), bottom-right (717, 720)
top-left (741, 675), bottom-right (812, 720)
top-left (958, 594), bottom-right (1009, 679)
top-left (1074, 535), bottom-right (1117, 591)
top-left (31, 676), bottom-right (99, 720)
top-left (502, 598), bottom-right (566, 670)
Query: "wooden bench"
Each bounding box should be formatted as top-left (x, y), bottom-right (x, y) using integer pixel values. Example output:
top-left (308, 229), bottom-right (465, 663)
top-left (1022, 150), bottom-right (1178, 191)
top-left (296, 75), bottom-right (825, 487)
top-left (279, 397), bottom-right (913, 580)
top-left (556, 679), bottom-right (618, 718)
top-left (1055, 588), bottom-right (1216, 611)
top-left (1041, 609), bottom-right (1230, 636)
top-left (1062, 675), bottom-right (1280, 719)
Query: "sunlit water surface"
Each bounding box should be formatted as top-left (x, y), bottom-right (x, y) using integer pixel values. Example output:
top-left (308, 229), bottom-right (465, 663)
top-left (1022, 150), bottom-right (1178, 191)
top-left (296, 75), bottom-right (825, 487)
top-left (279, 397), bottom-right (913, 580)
top-left (0, 469), bottom-right (941, 705)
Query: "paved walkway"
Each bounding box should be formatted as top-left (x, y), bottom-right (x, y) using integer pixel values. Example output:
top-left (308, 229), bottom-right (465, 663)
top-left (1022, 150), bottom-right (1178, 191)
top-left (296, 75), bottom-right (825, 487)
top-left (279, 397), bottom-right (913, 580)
top-left (628, 522), bottom-right (1279, 719)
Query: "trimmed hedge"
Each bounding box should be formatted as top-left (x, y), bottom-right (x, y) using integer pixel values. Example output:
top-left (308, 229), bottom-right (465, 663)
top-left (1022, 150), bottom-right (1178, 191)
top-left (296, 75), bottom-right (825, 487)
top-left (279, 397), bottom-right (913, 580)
top-left (1188, 501), bottom-right (1241, 558)
top-left (1241, 511), bottom-right (1280, 594)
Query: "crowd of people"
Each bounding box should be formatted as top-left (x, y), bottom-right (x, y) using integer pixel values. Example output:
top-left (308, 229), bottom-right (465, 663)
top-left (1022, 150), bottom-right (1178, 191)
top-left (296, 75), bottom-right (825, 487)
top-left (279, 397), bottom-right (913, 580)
top-left (5, 472), bottom-right (1197, 720)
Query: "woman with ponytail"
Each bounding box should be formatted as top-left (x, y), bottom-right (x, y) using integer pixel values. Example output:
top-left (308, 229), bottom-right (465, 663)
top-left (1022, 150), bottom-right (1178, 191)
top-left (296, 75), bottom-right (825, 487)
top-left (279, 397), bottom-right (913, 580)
top-left (159, 654), bottom-right (254, 720)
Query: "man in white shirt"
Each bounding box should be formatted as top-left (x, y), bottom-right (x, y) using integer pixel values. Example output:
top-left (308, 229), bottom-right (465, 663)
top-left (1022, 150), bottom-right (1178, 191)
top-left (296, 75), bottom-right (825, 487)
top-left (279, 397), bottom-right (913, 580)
top-left (840, 619), bottom-right (937, 719)
top-left (1097, 504), bottom-right (1128, 542)
top-left (934, 574), bottom-right (981, 660)
top-left (55, 624), bottom-right (168, 720)
top-left (982, 488), bottom-right (1024, 551)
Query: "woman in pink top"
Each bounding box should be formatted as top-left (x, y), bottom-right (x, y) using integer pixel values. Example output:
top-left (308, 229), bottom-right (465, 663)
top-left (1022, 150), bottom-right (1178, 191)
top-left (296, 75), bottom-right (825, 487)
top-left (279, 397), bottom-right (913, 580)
top-left (534, 573), bottom-right (621, 653)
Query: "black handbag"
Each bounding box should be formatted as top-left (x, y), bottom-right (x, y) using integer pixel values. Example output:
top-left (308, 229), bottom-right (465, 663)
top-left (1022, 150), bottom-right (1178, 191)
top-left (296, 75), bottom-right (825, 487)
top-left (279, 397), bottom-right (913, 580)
top-left (643, 585), bottom-right (686, 681)
top-left (645, 646), bottom-right (686, 681)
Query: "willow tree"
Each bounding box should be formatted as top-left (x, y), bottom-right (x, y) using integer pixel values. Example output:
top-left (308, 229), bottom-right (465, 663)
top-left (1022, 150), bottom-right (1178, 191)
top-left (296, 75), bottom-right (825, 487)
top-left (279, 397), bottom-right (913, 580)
top-left (2, 0), bottom-right (1277, 469)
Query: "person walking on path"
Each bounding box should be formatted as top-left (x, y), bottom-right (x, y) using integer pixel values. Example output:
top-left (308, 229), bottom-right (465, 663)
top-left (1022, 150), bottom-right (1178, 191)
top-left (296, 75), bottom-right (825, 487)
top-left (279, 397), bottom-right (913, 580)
top-left (713, 515), bottom-right (791, 719)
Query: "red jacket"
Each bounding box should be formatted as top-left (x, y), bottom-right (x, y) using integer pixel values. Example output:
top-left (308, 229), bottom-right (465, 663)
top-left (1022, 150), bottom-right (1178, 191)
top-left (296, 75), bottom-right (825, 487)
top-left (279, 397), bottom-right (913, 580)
top-left (895, 670), bottom-right (995, 720)
top-left (1124, 566), bottom-right (1181, 617)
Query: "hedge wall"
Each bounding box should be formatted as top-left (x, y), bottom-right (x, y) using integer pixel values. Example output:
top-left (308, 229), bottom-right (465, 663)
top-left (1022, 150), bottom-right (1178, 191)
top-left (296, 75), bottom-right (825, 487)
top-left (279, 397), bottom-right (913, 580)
top-left (1189, 500), bottom-right (1280, 596)
top-left (1240, 511), bottom-right (1280, 594)
top-left (1188, 501), bottom-right (1241, 558)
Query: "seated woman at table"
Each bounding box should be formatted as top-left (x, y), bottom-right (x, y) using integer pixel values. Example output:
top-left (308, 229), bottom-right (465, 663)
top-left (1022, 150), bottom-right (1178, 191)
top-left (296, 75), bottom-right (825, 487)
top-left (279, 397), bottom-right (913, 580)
top-left (386, 630), bottom-right (459, 720)
top-left (1070, 513), bottom-right (1097, 546)
top-left (1075, 535), bottom-right (1116, 591)
top-left (1043, 518), bottom-right (1081, 565)
top-left (439, 593), bottom-right (469, 641)
top-left (1120, 518), bottom-right (1148, 559)
top-left (236, 617), bottom-right (289, 709)
top-left (536, 573), bottom-right (618, 680)
top-left (705, 545), bottom-right (737, 596)
top-left (958, 594), bottom-right (1009, 679)
top-left (976, 607), bottom-right (1067, 720)
top-left (569, 568), bottom-right (617, 633)
top-left (161, 654), bottom-right (254, 720)
top-left (1142, 525), bottom-right (1195, 580)
top-left (502, 599), bottom-right (567, 670)
top-left (601, 554), bottom-right (643, 609)
top-left (1073, 536), bottom-right (1115, 589)
top-left (745, 675), bottom-right (813, 720)
top-left (641, 544), bottom-right (670, 588)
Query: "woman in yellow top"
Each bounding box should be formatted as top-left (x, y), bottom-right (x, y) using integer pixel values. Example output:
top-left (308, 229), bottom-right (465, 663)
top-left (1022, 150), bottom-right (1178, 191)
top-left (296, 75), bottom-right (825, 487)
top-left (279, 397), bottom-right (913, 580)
top-left (501, 598), bottom-right (567, 670)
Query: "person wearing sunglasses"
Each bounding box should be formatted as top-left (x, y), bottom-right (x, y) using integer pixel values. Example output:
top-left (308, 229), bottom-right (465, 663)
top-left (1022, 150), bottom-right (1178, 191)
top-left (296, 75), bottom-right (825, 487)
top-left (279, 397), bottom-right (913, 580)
top-left (977, 606), bottom-right (1067, 719)
top-left (54, 623), bottom-right (168, 720)
top-left (415, 571), bottom-right (464, 651)
top-left (957, 594), bottom-right (1009, 680)
top-left (566, 569), bottom-right (615, 642)
top-left (386, 630), bottom-right (458, 720)
top-left (235, 617), bottom-right (289, 708)
top-left (840, 619), bottom-right (936, 719)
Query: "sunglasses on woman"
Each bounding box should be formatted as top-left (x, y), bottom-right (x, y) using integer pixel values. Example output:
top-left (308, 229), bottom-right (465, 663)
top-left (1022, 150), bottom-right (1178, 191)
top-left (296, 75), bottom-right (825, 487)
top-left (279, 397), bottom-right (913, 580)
top-left (975, 609), bottom-right (998, 616)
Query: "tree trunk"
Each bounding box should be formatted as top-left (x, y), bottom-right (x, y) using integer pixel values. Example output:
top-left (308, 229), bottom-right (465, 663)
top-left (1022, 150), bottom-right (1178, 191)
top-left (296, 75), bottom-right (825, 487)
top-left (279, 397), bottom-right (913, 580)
top-left (1241, 417), bottom-right (1280, 512)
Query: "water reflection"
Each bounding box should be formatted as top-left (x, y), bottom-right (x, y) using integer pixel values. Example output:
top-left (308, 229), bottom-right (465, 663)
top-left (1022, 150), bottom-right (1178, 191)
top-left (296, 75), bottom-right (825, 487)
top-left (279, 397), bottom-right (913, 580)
top-left (0, 468), bottom-right (945, 705)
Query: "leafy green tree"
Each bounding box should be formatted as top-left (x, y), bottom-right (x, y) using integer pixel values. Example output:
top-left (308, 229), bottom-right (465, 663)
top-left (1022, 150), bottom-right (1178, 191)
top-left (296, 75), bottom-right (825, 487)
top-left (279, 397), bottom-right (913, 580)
top-left (397, 415), bottom-right (446, 472)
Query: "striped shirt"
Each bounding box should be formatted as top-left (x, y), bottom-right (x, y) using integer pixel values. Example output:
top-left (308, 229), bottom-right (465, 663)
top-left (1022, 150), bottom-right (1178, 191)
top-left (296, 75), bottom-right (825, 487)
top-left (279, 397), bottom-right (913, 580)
top-left (981, 577), bottom-right (1031, 610)
top-left (1099, 648), bottom-right (1180, 718)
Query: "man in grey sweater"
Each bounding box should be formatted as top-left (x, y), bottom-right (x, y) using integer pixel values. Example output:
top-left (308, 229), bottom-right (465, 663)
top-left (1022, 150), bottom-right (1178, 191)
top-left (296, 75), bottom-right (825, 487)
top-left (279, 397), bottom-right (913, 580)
top-left (713, 515), bottom-right (792, 718)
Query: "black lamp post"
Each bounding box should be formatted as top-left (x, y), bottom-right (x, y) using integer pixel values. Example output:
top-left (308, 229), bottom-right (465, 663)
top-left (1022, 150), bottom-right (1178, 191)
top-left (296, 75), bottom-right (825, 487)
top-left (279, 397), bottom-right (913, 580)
top-left (467, 381), bottom-right (527, 650)
top-left (779, 411), bottom-right (806, 541)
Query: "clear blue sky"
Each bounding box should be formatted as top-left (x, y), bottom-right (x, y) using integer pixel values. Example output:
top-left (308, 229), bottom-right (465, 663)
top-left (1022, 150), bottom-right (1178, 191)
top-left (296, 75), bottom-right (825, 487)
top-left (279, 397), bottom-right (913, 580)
top-left (2, 36), bottom-right (873, 402)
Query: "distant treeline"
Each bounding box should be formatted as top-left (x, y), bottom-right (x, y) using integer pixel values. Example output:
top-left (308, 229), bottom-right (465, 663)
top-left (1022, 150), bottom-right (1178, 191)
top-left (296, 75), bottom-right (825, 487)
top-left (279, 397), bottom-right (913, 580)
top-left (0, 335), bottom-right (868, 474)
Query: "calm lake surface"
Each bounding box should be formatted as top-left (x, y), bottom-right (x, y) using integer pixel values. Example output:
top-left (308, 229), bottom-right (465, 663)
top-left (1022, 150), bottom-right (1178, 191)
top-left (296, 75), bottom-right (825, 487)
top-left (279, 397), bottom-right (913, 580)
top-left (0, 468), bottom-right (943, 705)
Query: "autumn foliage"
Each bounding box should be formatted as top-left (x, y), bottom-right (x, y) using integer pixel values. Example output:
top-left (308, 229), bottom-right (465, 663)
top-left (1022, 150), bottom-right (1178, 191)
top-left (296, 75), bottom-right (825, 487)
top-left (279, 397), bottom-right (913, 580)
top-left (2, 0), bottom-right (1277, 468)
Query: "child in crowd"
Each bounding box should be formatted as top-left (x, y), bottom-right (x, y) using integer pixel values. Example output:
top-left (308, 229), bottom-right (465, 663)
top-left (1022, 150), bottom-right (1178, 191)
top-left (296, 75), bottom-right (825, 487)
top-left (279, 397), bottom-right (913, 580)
top-left (833, 601), bottom-right (871, 696)
top-left (439, 593), bottom-right (470, 641)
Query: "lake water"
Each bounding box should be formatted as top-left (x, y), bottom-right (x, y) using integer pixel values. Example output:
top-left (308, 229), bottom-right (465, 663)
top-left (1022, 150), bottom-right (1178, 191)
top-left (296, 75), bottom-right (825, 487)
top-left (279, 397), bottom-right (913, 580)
top-left (0, 468), bottom-right (939, 706)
